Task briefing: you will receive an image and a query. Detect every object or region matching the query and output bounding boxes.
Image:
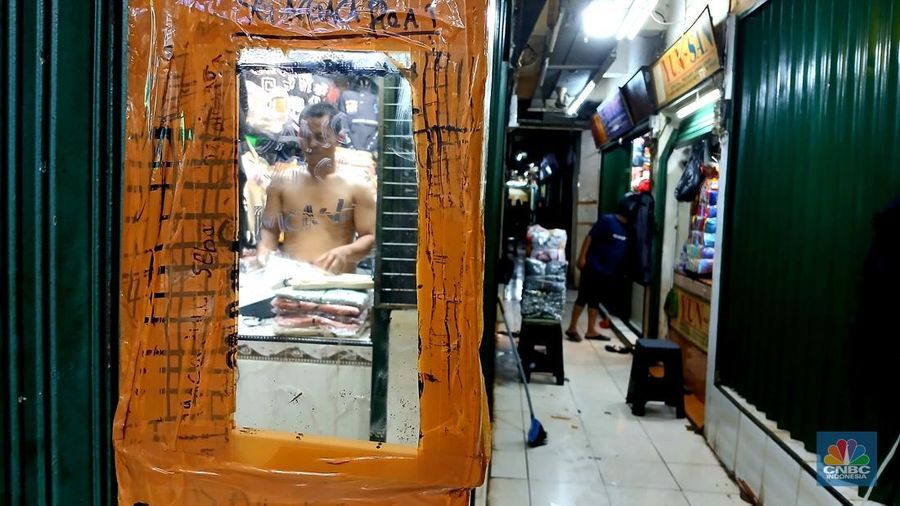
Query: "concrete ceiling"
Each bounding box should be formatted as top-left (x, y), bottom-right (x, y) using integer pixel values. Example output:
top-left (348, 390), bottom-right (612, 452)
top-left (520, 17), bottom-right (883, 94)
top-left (511, 0), bottom-right (673, 125)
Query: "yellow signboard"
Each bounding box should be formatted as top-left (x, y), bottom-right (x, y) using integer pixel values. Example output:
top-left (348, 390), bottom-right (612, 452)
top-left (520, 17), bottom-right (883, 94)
top-left (670, 287), bottom-right (711, 352)
top-left (651, 8), bottom-right (721, 106)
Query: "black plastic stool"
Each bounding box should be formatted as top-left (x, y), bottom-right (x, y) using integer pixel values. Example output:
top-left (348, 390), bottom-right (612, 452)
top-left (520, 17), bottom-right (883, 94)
top-left (626, 338), bottom-right (686, 417)
top-left (517, 318), bottom-right (565, 385)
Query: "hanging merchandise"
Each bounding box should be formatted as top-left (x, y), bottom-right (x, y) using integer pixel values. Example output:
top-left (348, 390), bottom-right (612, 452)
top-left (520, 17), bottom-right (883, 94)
top-left (630, 136), bottom-right (653, 193)
top-left (674, 140), bottom-right (706, 202)
top-left (679, 150), bottom-right (720, 276)
top-left (622, 191), bottom-right (655, 285)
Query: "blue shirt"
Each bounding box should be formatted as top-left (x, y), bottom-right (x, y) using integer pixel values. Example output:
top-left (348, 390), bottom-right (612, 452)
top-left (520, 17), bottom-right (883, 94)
top-left (587, 214), bottom-right (629, 276)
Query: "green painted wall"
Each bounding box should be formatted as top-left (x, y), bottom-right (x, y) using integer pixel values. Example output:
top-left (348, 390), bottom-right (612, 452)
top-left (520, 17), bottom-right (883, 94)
top-left (1, 1), bottom-right (124, 504)
top-left (718, 0), bottom-right (899, 501)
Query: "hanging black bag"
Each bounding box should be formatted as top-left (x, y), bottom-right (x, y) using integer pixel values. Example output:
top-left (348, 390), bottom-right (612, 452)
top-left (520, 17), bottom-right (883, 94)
top-left (674, 142), bottom-right (706, 202)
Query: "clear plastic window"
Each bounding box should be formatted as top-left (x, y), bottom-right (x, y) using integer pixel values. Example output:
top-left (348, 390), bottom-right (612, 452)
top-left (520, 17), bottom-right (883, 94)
top-left (234, 49), bottom-right (419, 445)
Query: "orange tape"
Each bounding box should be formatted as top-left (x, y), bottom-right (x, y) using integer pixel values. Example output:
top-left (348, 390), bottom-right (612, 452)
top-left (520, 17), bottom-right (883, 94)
top-left (115, 1), bottom-right (490, 503)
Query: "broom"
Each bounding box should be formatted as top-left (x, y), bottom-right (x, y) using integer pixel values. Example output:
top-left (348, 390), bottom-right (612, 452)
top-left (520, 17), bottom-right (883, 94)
top-left (497, 298), bottom-right (548, 448)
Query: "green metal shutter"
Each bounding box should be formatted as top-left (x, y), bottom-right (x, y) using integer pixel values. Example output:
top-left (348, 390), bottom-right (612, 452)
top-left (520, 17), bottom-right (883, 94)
top-left (481, 0), bottom-right (511, 414)
top-left (598, 146), bottom-right (631, 215)
top-left (2, 1), bottom-right (124, 504)
top-left (717, 0), bottom-right (900, 501)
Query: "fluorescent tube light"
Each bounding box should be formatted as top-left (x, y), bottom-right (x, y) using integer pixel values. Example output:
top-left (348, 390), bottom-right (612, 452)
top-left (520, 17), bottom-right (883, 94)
top-left (676, 89), bottom-right (722, 119)
top-left (566, 80), bottom-right (596, 116)
top-left (616, 0), bottom-right (660, 40)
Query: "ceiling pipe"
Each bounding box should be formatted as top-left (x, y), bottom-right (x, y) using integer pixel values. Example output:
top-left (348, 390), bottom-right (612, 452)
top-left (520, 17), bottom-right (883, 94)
top-left (537, 6), bottom-right (566, 89)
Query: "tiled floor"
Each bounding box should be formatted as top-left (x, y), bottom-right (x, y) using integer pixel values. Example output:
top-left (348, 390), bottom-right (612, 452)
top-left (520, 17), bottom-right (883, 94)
top-left (487, 291), bottom-right (748, 506)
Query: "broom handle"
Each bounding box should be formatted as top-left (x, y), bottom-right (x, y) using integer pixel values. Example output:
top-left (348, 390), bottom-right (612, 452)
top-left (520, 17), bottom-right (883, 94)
top-left (497, 298), bottom-right (537, 417)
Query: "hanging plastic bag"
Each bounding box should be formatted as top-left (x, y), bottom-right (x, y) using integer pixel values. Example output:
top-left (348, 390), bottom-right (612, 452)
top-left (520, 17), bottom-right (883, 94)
top-left (675, 143), bottom-right (706, 202)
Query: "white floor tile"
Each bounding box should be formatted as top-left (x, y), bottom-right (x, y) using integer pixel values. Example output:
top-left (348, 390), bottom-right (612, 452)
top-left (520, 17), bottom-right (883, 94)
top-left (494, 409), bottom-right (526, 432)
top-left (528, 419), bottom-right (592, 455)
top-left (493, 427), bottom-right (527, 452)
top-left (490, 449), bottom-right (528, 480)
top-left (569, 384), bottom-right (623, 404)
top-left (606, 486), bottom-right (689, 506)
top-left (588, 434), bottom-right (662, 462)
top-left (651, 434), bottom-right (721, 466)
top-left (488, 287), bottom-right (743, 506)
top-left (582, 418), bottom-right (648, 440)
top-left (640, 417), bottom-right (698, 440)
top-left (488, 478), bottom-right (530, 506)
top-left (597, 458), bottom-right (679, 490)
top-left (683, 491), bottom-right (750, 505)
top-left (494, 381), bottom-right (523, 396)
top-left (495, 391), bottom-right (524, 411)
top-left (528, 451), bottom-right (602, 483)
top-left (667, 463), bottom-right (740, 494)
top-left (529, 480), bottom-right (612, 506)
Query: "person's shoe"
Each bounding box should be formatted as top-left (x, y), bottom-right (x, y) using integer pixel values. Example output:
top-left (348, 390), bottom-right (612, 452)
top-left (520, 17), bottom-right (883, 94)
top-left (565, 330), bottom-right (583, 342)
top-left (585, 333), bottom-right (611, 341)
top-left (599, 320), bottom-right (611, 329)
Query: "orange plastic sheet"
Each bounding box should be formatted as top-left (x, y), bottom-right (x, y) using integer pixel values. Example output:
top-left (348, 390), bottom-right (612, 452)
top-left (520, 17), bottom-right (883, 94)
top-left (115, 1), bottom-right (490, 503)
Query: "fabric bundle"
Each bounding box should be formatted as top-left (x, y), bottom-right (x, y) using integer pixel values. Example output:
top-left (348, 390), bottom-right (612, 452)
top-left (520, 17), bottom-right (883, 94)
top-left (527, 225), bottom-right (567, 262)
top-left (271, 287), bottom-right (371, 338)
top-left (523, 227), bottom-right (568, 320)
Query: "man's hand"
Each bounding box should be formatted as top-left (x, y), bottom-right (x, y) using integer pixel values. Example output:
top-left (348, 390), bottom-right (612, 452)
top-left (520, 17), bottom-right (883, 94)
top-left (577, 256), bottom-right (586, 270)
top-left (315, 246), bottom-right (352, 274)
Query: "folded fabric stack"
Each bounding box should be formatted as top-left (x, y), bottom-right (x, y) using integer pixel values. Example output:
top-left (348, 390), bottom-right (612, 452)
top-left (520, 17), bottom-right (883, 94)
top-left (522, 230), bottom-right (568, 320)
top-left (679, 175), bottom-right (719, 276)
top-left (271, 286), bottom-right (372, 338)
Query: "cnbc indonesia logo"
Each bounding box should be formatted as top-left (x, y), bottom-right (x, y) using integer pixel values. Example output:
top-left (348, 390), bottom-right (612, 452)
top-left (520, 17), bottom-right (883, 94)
top-left (817, 433), bottom-right (877, 486)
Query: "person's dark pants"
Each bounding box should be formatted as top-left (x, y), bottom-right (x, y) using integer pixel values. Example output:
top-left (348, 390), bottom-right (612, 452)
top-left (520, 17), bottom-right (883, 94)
top-left (575, 267), bottom-right (614, 311)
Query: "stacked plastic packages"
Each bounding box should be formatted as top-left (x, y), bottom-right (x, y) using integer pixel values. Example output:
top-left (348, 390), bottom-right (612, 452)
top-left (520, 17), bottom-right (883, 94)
top-left (522, 225), bottom-right (568, 320)
top-left (679, 174), bottom-right (719, 276)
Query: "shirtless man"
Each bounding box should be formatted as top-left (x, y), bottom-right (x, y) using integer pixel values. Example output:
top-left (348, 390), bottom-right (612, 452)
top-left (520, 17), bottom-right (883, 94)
top-left (257, 102), bottom-right (376, 274)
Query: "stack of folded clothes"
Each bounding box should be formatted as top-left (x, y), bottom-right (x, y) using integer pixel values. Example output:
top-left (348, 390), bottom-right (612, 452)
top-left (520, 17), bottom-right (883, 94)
top-left (271, 287), bottom-right (372, 338)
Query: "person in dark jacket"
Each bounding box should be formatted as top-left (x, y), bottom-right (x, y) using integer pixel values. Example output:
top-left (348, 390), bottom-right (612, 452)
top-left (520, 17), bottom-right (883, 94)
top-left (566, 198), bottom-right (630, 342)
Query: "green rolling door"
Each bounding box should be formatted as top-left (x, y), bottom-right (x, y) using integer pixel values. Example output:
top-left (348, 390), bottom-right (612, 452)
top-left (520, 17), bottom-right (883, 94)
top-left (717, 0), bottom-right (900, 501)
top-left (2, 2), bottom-right (124, 504)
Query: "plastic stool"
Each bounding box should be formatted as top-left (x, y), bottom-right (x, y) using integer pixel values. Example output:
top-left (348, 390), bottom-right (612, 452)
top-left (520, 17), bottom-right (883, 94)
top-left (626, 338), bottom-right (686, 417)
top-left (517, 319), bottom-right (565, 385)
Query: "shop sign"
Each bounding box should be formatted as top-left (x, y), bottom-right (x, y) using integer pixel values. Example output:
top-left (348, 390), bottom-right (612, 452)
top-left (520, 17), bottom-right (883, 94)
top-left (597, 92), bottom-right (633, 141)
top-left (670, 287), bottom-right (710, 351)
top-left (651, 8), bottom-right (721, 107)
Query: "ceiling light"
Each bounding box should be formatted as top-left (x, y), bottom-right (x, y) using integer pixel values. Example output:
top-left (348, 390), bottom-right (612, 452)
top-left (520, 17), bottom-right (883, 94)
top-left (566, 80), bottom-right (596, 116)
top-left (616, 0), bottom-right (660, 40)
top-left (582, 0), bottom-right (627, 39)
top-left (676, 89), bottom-right (722, 119)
